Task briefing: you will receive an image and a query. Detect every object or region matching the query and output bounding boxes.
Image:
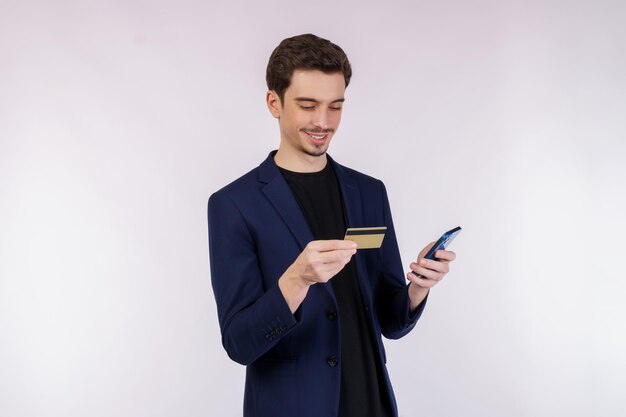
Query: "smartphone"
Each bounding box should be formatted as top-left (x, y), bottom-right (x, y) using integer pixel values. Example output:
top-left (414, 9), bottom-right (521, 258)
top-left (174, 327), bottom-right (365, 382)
top-left (424, 226), bottom-right (461, 259)
top-left (411, 226), bottom-right (461, 277)
top-left (413, 226), bottom-right (462, 276)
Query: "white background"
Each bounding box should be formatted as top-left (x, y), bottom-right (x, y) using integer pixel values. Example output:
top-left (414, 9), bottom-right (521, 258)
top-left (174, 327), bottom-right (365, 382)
top-left (1, 1), bottom-right (625, 416)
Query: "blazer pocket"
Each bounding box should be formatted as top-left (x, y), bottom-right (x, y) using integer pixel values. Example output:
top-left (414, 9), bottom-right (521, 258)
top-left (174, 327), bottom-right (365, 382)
top-left (250, 358), bottom-right (298, 417)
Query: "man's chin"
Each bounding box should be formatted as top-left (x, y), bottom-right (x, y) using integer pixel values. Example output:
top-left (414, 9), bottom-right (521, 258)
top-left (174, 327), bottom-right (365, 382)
top-left (302, 142), bottom-right (330, 158)
top-left (304, 148), bottom-right (327, 157)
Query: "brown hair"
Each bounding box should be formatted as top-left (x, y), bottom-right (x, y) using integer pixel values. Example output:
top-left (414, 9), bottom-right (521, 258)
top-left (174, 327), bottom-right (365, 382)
top-left (266, 33), bottom-right (352, 103)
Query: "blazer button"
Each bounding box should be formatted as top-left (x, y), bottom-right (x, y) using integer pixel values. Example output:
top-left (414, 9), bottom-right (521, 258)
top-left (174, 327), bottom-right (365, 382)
top-left (327, 311), bottom-right (337, 320)
top-left (327, 356), bottom-right (338, 367)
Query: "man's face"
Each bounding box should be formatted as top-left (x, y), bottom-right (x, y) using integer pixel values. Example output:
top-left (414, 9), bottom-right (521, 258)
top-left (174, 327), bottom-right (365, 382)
top-left (268, 69), bottom-right (345, 161)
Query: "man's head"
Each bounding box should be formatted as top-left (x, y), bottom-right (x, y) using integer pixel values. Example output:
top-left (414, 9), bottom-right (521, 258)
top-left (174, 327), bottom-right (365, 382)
top-left (266, 33), bottom-right (352, 104)
top-left (266, 34), bottom-right (352, 171)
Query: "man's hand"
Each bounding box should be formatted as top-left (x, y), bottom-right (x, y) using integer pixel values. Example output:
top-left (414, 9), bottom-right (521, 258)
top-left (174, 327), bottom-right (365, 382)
top-left (407, 241), bottom-right (457, 311)
top-left (279, 240), bottom-right (357, 313)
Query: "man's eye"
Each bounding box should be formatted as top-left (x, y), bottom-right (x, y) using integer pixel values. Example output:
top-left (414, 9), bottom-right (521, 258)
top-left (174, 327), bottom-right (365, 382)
top-left (330, 107), bottom-right (342, 111)
top-left (300, 105), bottom-right (315, 110)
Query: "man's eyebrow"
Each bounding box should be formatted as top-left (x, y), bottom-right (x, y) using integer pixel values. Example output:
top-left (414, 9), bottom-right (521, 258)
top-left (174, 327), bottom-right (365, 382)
top-left (294, 97), bottom-right (345, 104)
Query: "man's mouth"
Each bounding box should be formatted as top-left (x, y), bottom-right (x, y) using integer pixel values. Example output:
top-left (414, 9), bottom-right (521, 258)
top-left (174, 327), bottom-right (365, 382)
top-left (303, 130), bottom-right (331, 142)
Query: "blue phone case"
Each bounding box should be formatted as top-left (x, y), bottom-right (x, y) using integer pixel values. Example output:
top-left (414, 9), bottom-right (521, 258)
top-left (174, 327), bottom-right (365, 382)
top-left (423, 226), bottom-right (462, 260)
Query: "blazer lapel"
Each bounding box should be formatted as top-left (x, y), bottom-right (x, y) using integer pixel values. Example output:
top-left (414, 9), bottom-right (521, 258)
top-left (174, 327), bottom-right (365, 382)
top-left (329, 156), bottom-right (364, 228)
top-left (259, 152), bottom-right (314, 250)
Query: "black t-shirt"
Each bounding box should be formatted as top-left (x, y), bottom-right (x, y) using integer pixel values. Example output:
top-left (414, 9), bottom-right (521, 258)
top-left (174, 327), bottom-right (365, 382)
top-left (279, 161), bottom-right (392, 417)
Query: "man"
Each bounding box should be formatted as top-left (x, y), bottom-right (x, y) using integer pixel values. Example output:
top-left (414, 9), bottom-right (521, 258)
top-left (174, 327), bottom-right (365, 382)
top-left (208, 33), bottom-right (456, 417)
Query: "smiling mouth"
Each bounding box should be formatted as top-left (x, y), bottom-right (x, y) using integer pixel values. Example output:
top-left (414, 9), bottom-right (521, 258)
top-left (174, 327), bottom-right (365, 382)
top-left (303, 130), bottom-right (332, 142)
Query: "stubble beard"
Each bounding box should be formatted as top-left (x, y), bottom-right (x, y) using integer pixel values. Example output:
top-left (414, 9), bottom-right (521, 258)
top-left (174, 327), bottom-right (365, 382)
top-left (303, 144), bottom-right (328, 157)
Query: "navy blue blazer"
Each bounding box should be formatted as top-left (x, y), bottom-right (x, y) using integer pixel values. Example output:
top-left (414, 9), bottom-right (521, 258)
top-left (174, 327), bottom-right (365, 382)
top-left (208, 152), bottom-right (426, 417)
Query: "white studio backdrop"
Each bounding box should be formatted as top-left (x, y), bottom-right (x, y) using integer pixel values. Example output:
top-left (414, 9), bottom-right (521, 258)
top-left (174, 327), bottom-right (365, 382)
top-left (1, 1), bottom-right (625, 416)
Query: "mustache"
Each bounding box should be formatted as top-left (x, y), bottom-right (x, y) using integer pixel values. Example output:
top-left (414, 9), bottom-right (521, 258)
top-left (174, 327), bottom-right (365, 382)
top-left (300, 128), bottom-right (334, 134)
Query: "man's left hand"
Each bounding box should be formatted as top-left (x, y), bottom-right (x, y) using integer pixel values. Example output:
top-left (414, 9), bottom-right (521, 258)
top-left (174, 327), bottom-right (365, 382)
top-left (406, 242), bottom-right (457, 311)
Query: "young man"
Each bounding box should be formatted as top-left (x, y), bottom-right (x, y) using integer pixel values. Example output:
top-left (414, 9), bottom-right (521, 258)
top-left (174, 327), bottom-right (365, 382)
top-left (208, 34), bottom-right (456, 417)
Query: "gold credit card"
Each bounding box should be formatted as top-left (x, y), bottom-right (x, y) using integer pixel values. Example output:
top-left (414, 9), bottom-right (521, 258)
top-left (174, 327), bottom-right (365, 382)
top-left (344, 227), bottom-right (387, 249)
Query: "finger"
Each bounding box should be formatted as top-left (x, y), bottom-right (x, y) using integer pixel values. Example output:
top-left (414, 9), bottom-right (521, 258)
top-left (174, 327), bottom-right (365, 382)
top-left (418, 258), bottom-right (450, 274)
top-left (309, 239), bottom-right (358, 252)
top-left (417, 241), bottom-right (436, 259)
top-left (317, 259), bottom-right (354, 282)
top-left (434, 250), bottom-right (456, 262)
top-left (318, 248), bottom-right (356, 264)
top-left (409, 262), bottom-right (445, 282)
top-left (308, 258), bottom-right (348, 278)
top-left (406, 272), bottom-right (437, 288)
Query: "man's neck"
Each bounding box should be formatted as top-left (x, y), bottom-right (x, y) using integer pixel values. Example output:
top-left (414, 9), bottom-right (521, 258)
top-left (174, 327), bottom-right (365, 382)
top-left (274, 148), bottom-right (328, 173)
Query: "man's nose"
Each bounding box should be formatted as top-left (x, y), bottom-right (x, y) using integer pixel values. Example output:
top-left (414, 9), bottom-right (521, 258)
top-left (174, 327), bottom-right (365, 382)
top-left (313, 108), bottom-right (329, 130)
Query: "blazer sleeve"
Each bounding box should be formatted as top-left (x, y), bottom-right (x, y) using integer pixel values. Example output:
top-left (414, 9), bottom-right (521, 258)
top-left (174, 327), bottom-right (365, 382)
top-left (376, 181), bottom-right (427, 339)
top-left (208, 191), bottom-right (299, 365)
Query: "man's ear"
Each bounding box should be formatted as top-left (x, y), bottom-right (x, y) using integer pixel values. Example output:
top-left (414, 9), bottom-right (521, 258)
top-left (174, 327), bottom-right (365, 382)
top-left (266, 90), bottom-right (282, 119)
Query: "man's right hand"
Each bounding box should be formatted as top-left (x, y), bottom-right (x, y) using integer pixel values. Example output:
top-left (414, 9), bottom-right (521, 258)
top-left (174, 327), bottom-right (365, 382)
top-left (278, 240), bottom-right (357, 313)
